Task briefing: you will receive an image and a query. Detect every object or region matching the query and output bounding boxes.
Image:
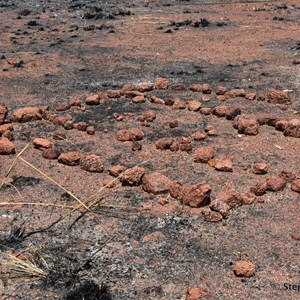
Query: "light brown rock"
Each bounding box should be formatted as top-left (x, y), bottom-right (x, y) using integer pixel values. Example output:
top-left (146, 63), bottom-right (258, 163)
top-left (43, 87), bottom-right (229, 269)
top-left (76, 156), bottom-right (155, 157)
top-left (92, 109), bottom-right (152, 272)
top-left (233, 261), bottom-right (256, 277)
top-left (32, 138), bottom-right (53, 150)
top-left (210, 159), bottom-right (233, 172)
top-left (215, 182), bottom-right (242, 209)
top-left (252, 162), bottom-right (268, 174)
top-left (186, 286), bottom-right (210, 300)
top-left (268, 88), bottom-right (291, 104)
top-left (181, 182), bottom-right (211, 207)
top-left (155, 138), bottom-right (174, 150)
top-left (190, 84), bottom-right (203, 92)
top-left (11, 107), bottom-right (42, 123)
top-left (108, 165), bottom-right (126, 177)
top-left (142, 172), bottom-right (172, 194)
top-left (155, 77), bottom-right (169, 90)
top-left (284, 119), bottom-right (300, 138)
top-left (120, 167), bottom-right (146, 186)
top-left (194, 146), bottom-right (215, 163)
top-left (192, 131), bottom-right (206, 141)
top-left (172, 98), bottom-right (186, 109)
top-left (233, 115), bottom-right (259, 135)
top-left (0, 138), bottom-right (15, 155)
top-left (58, 152), bottom-right (83, 166)
top-left (188, 100), bottom-right (202, 112)
top-left (42, 148), bottom-right (61, 159)
top-left (266, 176), bottom-right (287, 191)
top-left (80, 154), bottom-right (104, 172)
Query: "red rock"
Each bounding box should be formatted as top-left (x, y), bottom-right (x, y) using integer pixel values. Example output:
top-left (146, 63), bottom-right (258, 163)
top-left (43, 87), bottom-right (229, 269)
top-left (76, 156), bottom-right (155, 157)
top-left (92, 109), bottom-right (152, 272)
top-left (107, 89), bottom-right (122, 98)
top-left (132, 141), bottom-right (142, 151)
top-left (11, 107), bottom-right (42, 123)
top-left (202, 95), bottom-right (211, 102)
top-left (188, 100), bottom-right (202, 112)
top-left (291, 234), bottom-right (300, 240)
top-left (200, 107), bottom-right (212, 115)
top-left (279, 170), bottom-right (296, 183)
top-left (86, 126), bottom-right (95, 135)
top-left (283, 119), bottom-right (300, 138)
top-left (58, 152), bottom-right (83, 166)
top-left (203, 210), bottom-right (223, 222)
top-left (64, 120), bottom-right (74, 130)
top-left (202, 84), bottom-right (211, 94)
top-left (233, 261), bottom-right (256, 277)
top-left (121, 85), bottom-right (135, 94)
top-left (51, 114), bottom-right (73, 127)
top-left (226, 89), bottom-right (246, 98)
top-left (266, 176), bottom-right (287, 191)
top-left (241, 192), bottom-right (257, 205)
top-left (209, 199), bottom-right (231, 216)
top-left (216, 95), bottom-right (226, 101)
top-left (120, 167), bottom-right (146, 186)
top-left (252, 162), bottom-right (268, 174)
top-left (178, 137), bottom-right (192, 152)
top-left (0, 104), bottom-right (8, 124)
top-left (205, 125), bottom-right (217, 136)
top-left (0, 123), bottom-right (13, 135)
top-left (55, 102), bottom-right (71, 111)
top-left (172, 98), bottom-right (186, 109)
top-left (257, 94), bottom-right (265, 101)
top-left (257, 115), bottom-right (279, 126)
top-left (233, 115), bottom-right (259, 135)
top-left (138, 84), bottom-right (154, 92)
top-left (211, 159), bottom-right (233, 172)
top-left (250, 181), bottom-right (268, 196)
top-left (170, 142), bottom-right (179, 151)
top-left (75, 122), bottom-right (88, 131)
top-left (125, 90), bottom-right (144, 99)
top-left (85, 94), bottom-right (101, 105)
top-left (52, 130), bottom-right (66, 140)
top-left (132, 95), bottom-right (146, 103)
top-left (245, 93), bottom-right (256, 100)
top-left (181, 182), bottom-right (211, 207)
top-left (42, 148), bottom-right (61, 159)
top-left (215, 182), bottom-right (242, 208)
top-left (212, 106), bottom-right (241, 120)
top-left (0, 138), bottom-right (15, 155)
top-left (155, 77), bottom-right (169, 90)
top-left (192, 131), bottom-right (206, 141)
top-left (291, 180), bottom-right (300, 193)
top-left (80, 154), bottom-right (104, 172)
top-left (155, 138), bottom-right (174, 150)
top-left (150, 96), bottom-right (165, 105)
top-left (216, 85), bottom-right (227, 95)
top-left (32, 138), bottom-right (53, 150)
top-left (190, 84), bottom-right (203, 92)
top-left (275, 120), bottom-right (289, 131)
top-left (142, 172), bottom-right (172, 194)
top-left (108, 165), bottom-right (126, 177)
top-left (169, 182), bottom-right (184, 200)
top-left (2, 130), bottom-right (13, 141)
top-left (186, 286), bottom-right (210, 300)
top-left (117, 128), bottom-right (144, 141)
top-left (194, 146), bottom-right (215, 163)
top-left (169, 120), bottom-right (179, 128)
top-left (164, 98), bottom-right (174, 106)
top-left (171, 83), bottom-right (186, 91)
top-left (143, 110), bottom-right (156, 122)
top-left (69, 98), bottom-right (81, 107)
top-left (157, 198), bottom-right (169, 206)
top-left (268, 88), bottom-right (291, 104)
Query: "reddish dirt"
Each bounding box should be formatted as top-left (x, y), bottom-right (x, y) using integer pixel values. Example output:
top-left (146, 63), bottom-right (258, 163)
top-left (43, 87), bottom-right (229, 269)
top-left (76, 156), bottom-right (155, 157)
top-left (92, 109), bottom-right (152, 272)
top-left (0, 0), bottom-right (300, 299)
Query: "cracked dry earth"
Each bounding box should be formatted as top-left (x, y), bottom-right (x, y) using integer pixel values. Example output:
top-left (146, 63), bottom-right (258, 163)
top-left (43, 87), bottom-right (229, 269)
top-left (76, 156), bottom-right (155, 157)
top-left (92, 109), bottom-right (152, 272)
top-left (0, 0), bottom-right (300, 299)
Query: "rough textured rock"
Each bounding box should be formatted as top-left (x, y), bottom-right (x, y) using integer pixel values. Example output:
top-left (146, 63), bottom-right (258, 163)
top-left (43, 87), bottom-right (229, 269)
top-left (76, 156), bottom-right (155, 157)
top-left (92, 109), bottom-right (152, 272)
top-left (132, 95), bottom-right (145, 103)
top-left (32, 138), bottom-right (53, 150)
top-left (291, 180), bottom-right (300, 193)
top-left (233, 115), bottom-right (259, 135)
top-left (192, 131), bottom-right (206, 141)
top-left (188, 100), bottom-right (202, 112)
top-left (216, 85), bottom-right (227, 95)
top-left (283, 119), bottom-right (300, 138)
top-left (58, 152), bottom-right (83, 166)
top-left (11, 107), bottom-right (42, 123)
top-left (241, 192), bottom-right (258, 205)
top-left (143, 110), bottom-right (156, 122)
top-left (250, 181), bottom-right (268, 196)
top-left (55, 102), bottom-right (71, 112)
top-left (138, 84), bottom-right (154, 92)
top-left (186, 286), bottom-right (210, 300)
top-left (142, 172), bottom-right (172, 194)
top-left (252, 162), bottom-right (268, 174)
top-left (86, 126), bottom-right (95, 135)
top-left (42, 148), bottom-right (61, 159)
top-left (150, 96), bottom-right (165, 105)
top-left (245, 93), bottom-right (256, 101)
top-left (75, 122), bottom-right (88, 131)
top-left (132, 141), bottom-right (142, 151)
top-left (171, 83), bottom-right (186, 91)
top-left (178, 137), bottom-right (192, 152)
top-left (205, 125), bottom-right (217, 136)
top-left (52, 130), bottom-right (66, 140)
top-left (209, 199), bottom-right (231, 217)
top-left (172, 98), bottom-right (186, 109)
top-left (0, 138), bottom-right (15, 155)
top-left (80, 154), bottom-right (104, 172)
top-left (203, 210), bottom-right (223, 222)
top-left (155, 138), bottom-right (174, 150)
top-left (266, 176), bottom-right (287, 191)
top-left (108, 165), bottom-right (126, 177)
top-left (85, 94), bottom-right (101, 105)
top-left (181, 183), bottom-right (211, 207)
top-left (233, 261), bottom-right (256, 277)
top-left (212, 106), bottom-right (241, 120)
top-left (215, 182), bottom-right (242, 209)
top-left (169, 120), bottom-right (179, 128)
top-left (0, 104), bottom-right (8, 124)
top-left (275, 120), bottom-right (289, 131)
top-left (190, 84), bottom-right (203, 92)
top-left (210, 159), bottom-right (233, 172)
top-left (0, 123), bottom-right (13, 135)
top-left (267, 88), bottom-right (291, 104)
top-left (155, 77), bottom-right (169, 89)
top-left (120, 167), bottom-right (146, 186)
top-left (279, 170), bottom-right (296, 183)
top-left (226, 88), bottom-right (246, 98)
top-left (194, 146), bottom-right (215, 163)
top-left (116, 128), bottom-right (144, 141)
top-left (107, 89), bottom-right (122, 98)
top-left (202, 84), bottom-right (211, 94)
